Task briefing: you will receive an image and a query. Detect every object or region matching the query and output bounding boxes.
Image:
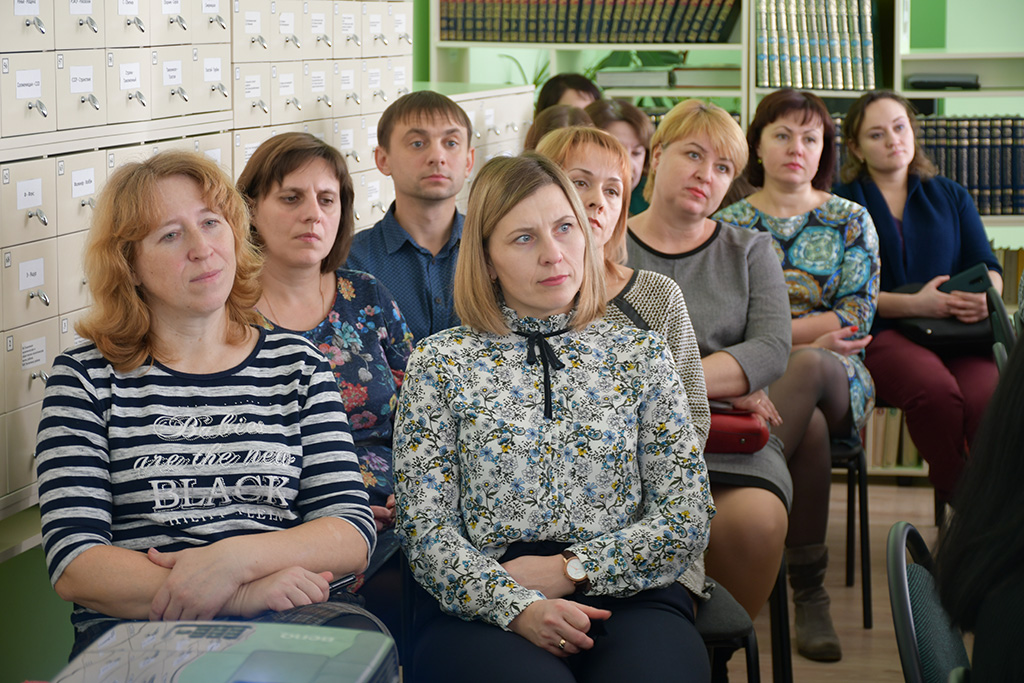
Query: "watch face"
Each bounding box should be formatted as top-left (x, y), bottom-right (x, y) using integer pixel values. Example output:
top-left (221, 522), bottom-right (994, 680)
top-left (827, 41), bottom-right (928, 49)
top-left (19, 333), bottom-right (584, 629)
top-left (566, 557), bottom-right (587, 582)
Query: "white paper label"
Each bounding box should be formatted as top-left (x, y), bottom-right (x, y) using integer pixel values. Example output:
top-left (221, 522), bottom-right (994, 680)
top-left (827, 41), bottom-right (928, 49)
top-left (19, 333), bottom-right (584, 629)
top-left (162, 0), bottom-right (181, 14)
top-left (120, 62), bottom-right (140, 90)
top-left (204, 148), bottom-right (222, 163)
top-left (339, 129), bottom-right (354, 149)
top-left (162, 60), bottom-right (182, 86)
top-left (244, 142), bottom-right (260, 163)
top-left (71, 167), bottom-right (95, 198)
top-left (244, 11), bottom-right (261, 34)
top-left (366, 180), bottom-right (380, 202)
top-left (367, 68), bottom-right (381, 88)
top-left (203, 58), bottom-right (222, 82)
top-left (310, 13), bottom-right (326, 33)
top-left (21, 336), bottom-right (46, 370)
top-left (278, 12), bottom-right (294, 33)
top-left (69, 65), bottom-right (94, 94)
top-left (202, 0), bottom-right (219, 13)
top-left (19, 258), bottom-right (44, 291)
top-left (339, 69), bottom-right (354, 90)
top-left (118, 0), bottom-right (139, 16)
top-left (340, 13), bottom-right (355, 33)
top-left (394, 13), bottom-right (407, 33)
top-left (310, 70), bottom-right (325, 93)
top-left (244, 74), bottom-right (261, 98)
top-left (394, 65), bottom-right (407, 87)
top-left (278, 72), bottom-right (295, 96)
top-left (368, 14), bottom-right (382, 32)
top-left (16, 70), bottom-right (42, 100)
top-left (14, 0), bottom-right (40, 16)
top-left (367, 125), bottom-right (378, 148)
top-left (69, 0), bottom-right (92, 16)
top-left (485, 109), bottom-right (496, 127)
top-left (16, 178), bottom-right (42, 210)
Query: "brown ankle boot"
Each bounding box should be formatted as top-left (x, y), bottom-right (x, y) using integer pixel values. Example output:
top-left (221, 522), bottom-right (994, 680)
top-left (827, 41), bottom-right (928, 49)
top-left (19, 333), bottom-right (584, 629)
top-left (786, 544), bottom-right (842, 662)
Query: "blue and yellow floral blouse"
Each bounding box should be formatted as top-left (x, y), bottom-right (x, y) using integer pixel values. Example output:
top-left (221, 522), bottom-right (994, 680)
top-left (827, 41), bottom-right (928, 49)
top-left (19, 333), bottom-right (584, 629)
top-left (393, 308), bottom-right (713, 629)
top-left (715, 196), bottom-right (880, 427)
top-left (258, 269), bottom-right (413, 507)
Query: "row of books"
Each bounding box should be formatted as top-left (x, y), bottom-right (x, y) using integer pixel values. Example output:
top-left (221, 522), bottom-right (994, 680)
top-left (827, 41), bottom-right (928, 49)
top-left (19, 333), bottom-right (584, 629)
top-left (755, 0), bottom-right (877, 91)
top-left (595, 64), bottom-right (742, 89)
top-left (863, 407), bottom-right (922, 470)
top-left (438, 0), bottom-right (743, 44)
top-left (829, 114), bottom-right (1024, 216)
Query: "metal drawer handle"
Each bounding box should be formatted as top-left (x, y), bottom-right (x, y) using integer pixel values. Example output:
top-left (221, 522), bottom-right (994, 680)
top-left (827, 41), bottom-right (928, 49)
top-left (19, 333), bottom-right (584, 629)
top-left (27, 209), bottom-right (49, 226)
top-left (127, 16), bottom-right (146, 33)
top-left (28, 99), bottom-right (48, 117)
top-left (128, 91), bottom-right (147, 106)
top-left (252, 99), bottom-right (268, 114)
top-left (346, 34), bottom-right (361, 47)
top-left (251, 34), bottom-right (268, 49)
top-left (81, 198), bottom-right (96, 209)
top-left (317, 34), bottom-right (333, 48)
top-left (373, 33), bottom-right (388, 46)
top-left (398, 32), bottom-right (412, 45)
top-left (397, 87), bottom-right (410, 96)
top-left (211, 83), bottom-right (228, 97)
top-left (371, 201), bottom-right (385, 214)
top-left (507, 122), bottom-right (519, 133)
top-left (25, 16), bottom-right (46, 34)
top-left (488, 126), bottom-right (501, 136)
top-left (170, 87), bottom-right (189, 102)
top-left (284, 34), bottom-right (302, 49)
top-left (353, 209), bottom-right (360, 222)
top-left (285, 97), bottom-right (302, 111)
top-left (31, 370), bottom-right (51, 382)
top-left (344, 150), bottom-right (360, 163)
top-left (81, 93), bottom-right (101, 110)
top-left (317, 94), bottom-right (333, 108)
top-left (209, 15), bottom-right (227, 30)
top-left (29, 290), bottom-right (51, 306)
top-left (373, 89), bottom-right (387, 102)
top-left (346, 92), bottom-right (361, 105)
top-left (169, 14), bottom-right (188, 31)
top-left (79, 16), bottom-right (99, 33)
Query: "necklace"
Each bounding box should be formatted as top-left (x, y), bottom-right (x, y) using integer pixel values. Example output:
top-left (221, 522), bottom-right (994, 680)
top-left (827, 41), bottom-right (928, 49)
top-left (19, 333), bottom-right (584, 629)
top-left (261, 273), bottom-right (333, 328)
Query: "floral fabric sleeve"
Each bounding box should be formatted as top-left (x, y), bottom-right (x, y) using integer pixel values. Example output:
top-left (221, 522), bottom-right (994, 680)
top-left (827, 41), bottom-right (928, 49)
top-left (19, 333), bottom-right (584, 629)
top-left (394, 344), bottom-right (545, 629)
top-left (829, 203), bottom-right (881, 331)
top-left (372, 279), bottom-right (413, 390)
top-left (569, 338), bottom-right (713, 596)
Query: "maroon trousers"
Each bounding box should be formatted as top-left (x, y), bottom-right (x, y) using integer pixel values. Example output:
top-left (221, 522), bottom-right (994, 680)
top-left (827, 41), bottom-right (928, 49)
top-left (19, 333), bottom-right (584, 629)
top-left (864, 329), bottom-right (999, 500)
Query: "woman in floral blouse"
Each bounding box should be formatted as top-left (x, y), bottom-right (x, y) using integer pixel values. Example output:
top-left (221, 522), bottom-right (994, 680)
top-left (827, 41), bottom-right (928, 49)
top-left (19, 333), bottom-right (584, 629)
top-left (237, 133), bottom-right (413, 581)
top-left (394, 153), bottom-right (713, 682)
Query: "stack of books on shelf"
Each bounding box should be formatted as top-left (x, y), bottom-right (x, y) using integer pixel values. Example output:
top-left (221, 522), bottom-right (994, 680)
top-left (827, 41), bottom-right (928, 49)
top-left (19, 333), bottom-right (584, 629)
top-left (917, 116), bottom-right (1024, 216)
top-left (863, 407), bottom-right (922, 471)
top-left (439, 0), bottom-right (742, 44)
top-left (596, 64), bottom-right (742, 89)
top-left (754, 0), bottom-right (876, 90)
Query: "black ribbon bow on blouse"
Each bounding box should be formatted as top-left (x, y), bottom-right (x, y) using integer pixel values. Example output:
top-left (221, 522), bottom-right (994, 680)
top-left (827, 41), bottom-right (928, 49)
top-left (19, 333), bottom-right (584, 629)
top-left (514, 329), bottom-right (569, 420)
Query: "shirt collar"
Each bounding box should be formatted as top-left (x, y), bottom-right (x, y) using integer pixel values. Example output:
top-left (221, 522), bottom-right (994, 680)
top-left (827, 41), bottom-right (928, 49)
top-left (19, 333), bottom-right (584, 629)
top-left (380, 202), bottom-right (464, 257)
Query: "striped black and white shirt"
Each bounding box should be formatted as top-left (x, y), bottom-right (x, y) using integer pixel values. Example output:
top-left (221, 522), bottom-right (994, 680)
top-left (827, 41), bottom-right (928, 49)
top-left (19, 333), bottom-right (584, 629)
top-left (36, 328), bottom-right (375, 632)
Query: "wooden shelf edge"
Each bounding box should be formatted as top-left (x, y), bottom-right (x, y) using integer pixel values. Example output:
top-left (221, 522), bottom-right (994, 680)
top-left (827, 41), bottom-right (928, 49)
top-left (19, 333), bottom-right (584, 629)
top-left (435, 41), bottom-right (741, 51)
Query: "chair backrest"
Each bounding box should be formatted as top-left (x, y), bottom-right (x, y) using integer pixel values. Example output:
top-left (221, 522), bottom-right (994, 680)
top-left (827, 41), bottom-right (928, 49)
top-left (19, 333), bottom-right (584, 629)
top-left (987, 286), bottom-right (1016, 357)
top-left (887, 521), bottom-right (970, 683)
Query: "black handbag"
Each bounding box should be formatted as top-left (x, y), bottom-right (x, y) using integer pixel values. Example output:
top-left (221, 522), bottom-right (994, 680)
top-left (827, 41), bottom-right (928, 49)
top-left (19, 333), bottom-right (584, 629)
top-left (892, 270), bottom-right (993, 353)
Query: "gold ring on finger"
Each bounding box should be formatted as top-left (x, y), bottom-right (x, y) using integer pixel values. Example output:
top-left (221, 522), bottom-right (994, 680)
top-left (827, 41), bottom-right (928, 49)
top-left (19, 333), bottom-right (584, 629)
top-left (558, 638), bottom-right (566, 650)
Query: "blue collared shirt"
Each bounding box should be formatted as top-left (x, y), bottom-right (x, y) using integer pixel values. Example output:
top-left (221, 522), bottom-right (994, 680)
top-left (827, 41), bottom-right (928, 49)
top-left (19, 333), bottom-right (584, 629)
top-left (347, 202), bottom-right (463, 343)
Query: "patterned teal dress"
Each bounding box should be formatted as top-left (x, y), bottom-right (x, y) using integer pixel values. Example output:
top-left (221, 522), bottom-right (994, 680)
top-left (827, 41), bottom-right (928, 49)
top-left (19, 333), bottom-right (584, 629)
top-left (715, 196), bottom-right (880, 428)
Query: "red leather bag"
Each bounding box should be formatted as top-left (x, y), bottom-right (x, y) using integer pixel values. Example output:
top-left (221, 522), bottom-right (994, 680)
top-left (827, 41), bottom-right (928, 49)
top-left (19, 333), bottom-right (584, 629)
top-left (706, 407), bottom-right (770, 454)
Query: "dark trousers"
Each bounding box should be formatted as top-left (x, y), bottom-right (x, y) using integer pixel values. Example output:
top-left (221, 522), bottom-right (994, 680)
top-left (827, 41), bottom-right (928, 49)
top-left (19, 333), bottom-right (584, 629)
top-left (410, 542), bottom-right (710, 683)
top-left (865, 329), bottom-right (999, 499)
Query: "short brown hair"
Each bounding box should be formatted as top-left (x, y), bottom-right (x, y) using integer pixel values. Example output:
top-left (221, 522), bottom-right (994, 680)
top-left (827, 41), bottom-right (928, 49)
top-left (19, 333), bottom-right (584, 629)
top-left (78, 151), bottom-right (262, 371)
top-left (524, 105), bottom-right (594, 151)
top-left (455, 153), bottom-right (606, 335)
top-left (376, 90), bottom-right (473, 151)
top-left (586, 98), bottom-right (656, 173)
top-left (237, 132), bottom-right (355, 272)
top-left (646, 99), bottom-right (748, 202)
top-left (839, 89), bottom-right (938, 183)
top-left (746, 89), bottom-right (835, 190)
top-left (535, 73), bottom-right (602, 115)
top-left (535, 126), bottom-right (631, 268)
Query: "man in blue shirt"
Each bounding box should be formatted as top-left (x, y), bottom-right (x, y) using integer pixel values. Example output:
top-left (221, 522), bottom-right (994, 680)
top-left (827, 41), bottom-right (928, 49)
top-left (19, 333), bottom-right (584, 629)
top-left (348, 91), bottom-right (475, 342)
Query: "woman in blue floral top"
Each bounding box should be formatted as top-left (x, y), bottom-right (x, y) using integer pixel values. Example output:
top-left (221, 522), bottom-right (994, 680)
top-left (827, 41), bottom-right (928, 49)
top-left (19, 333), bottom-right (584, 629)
top-left (715, 89), bottom-right (880, 663)
top-left (394, 153), bottom-right (713, 682)
top-left (238, 133), bottom-right (413, 580)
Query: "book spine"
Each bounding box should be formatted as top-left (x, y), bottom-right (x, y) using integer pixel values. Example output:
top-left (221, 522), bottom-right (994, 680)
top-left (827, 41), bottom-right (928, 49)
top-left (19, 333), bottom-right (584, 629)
top-left (991, 118), bottom-right (1003, 215)
top-left (677, 0), bottom-right (702, 42)
top-left (956, 119), bottom-right (969, 188)
top-left (626, 0), bottom-right (644, 43)
top-left (756, 0), bottom-right (771, 85)
top-left (860, 0), bottom-right (874, 88)
top-left (636, 0), bottom-right (653, 42)
top-left (539, 0), bottom-right (552, 42)
top-left (786, 0), bottom-right (803, 88)
top-left (847, 0), bottom-right (864, 89)
top-left (554, 0), bottom-right (567, 42)
top-left (663, 0), bottom-right (684, 43)
top-left (577, 0), bottom-right (594, 41)
top-left (440, 0), bottom-right (450, 40)
top-left (609, 0), bottom-right (628, 42)
top-left (1005, 119), bottom-right (1017, 215)
top-left (687, 0), bottom-right (713, 42)
top-left (833, 113), bottom-right (844, 181)
top-left (825, 0), bottom-right (842, 89)
top-left (709, 0), bottom-right (741, 42)
top-left (698, 0), bottom-right (725, 42)
top-left (797, 0), bottom-right (816, 87)
top-left (922, 116), bottom-right (935, 179)
top-left (815, 0), bottom-right (833, 89)
top-left (836, 0), bottom-right (853, 89)
top-left (968, 118), bottom-right (981, 210)
top-left (766, 0), bottom-right (782, 87)
top-left (601, 0), bottom-right (617, 42)
top-left (1015, 118), bottom-right (1024, 214)
top-left (651, 0), bottom-right (673, 42)
top-left (566, 0), bottom-right (580, 41)
top-left (775, 0), bottom-right (792, 87)
top-left (979, 118), bottom-right (992, 216)
top-left (932, 118), bottom-right (945, 178)
top-left (490, 0), bottom-right (503, 41)
top-left (525, 0), bottom-right (539, 41)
